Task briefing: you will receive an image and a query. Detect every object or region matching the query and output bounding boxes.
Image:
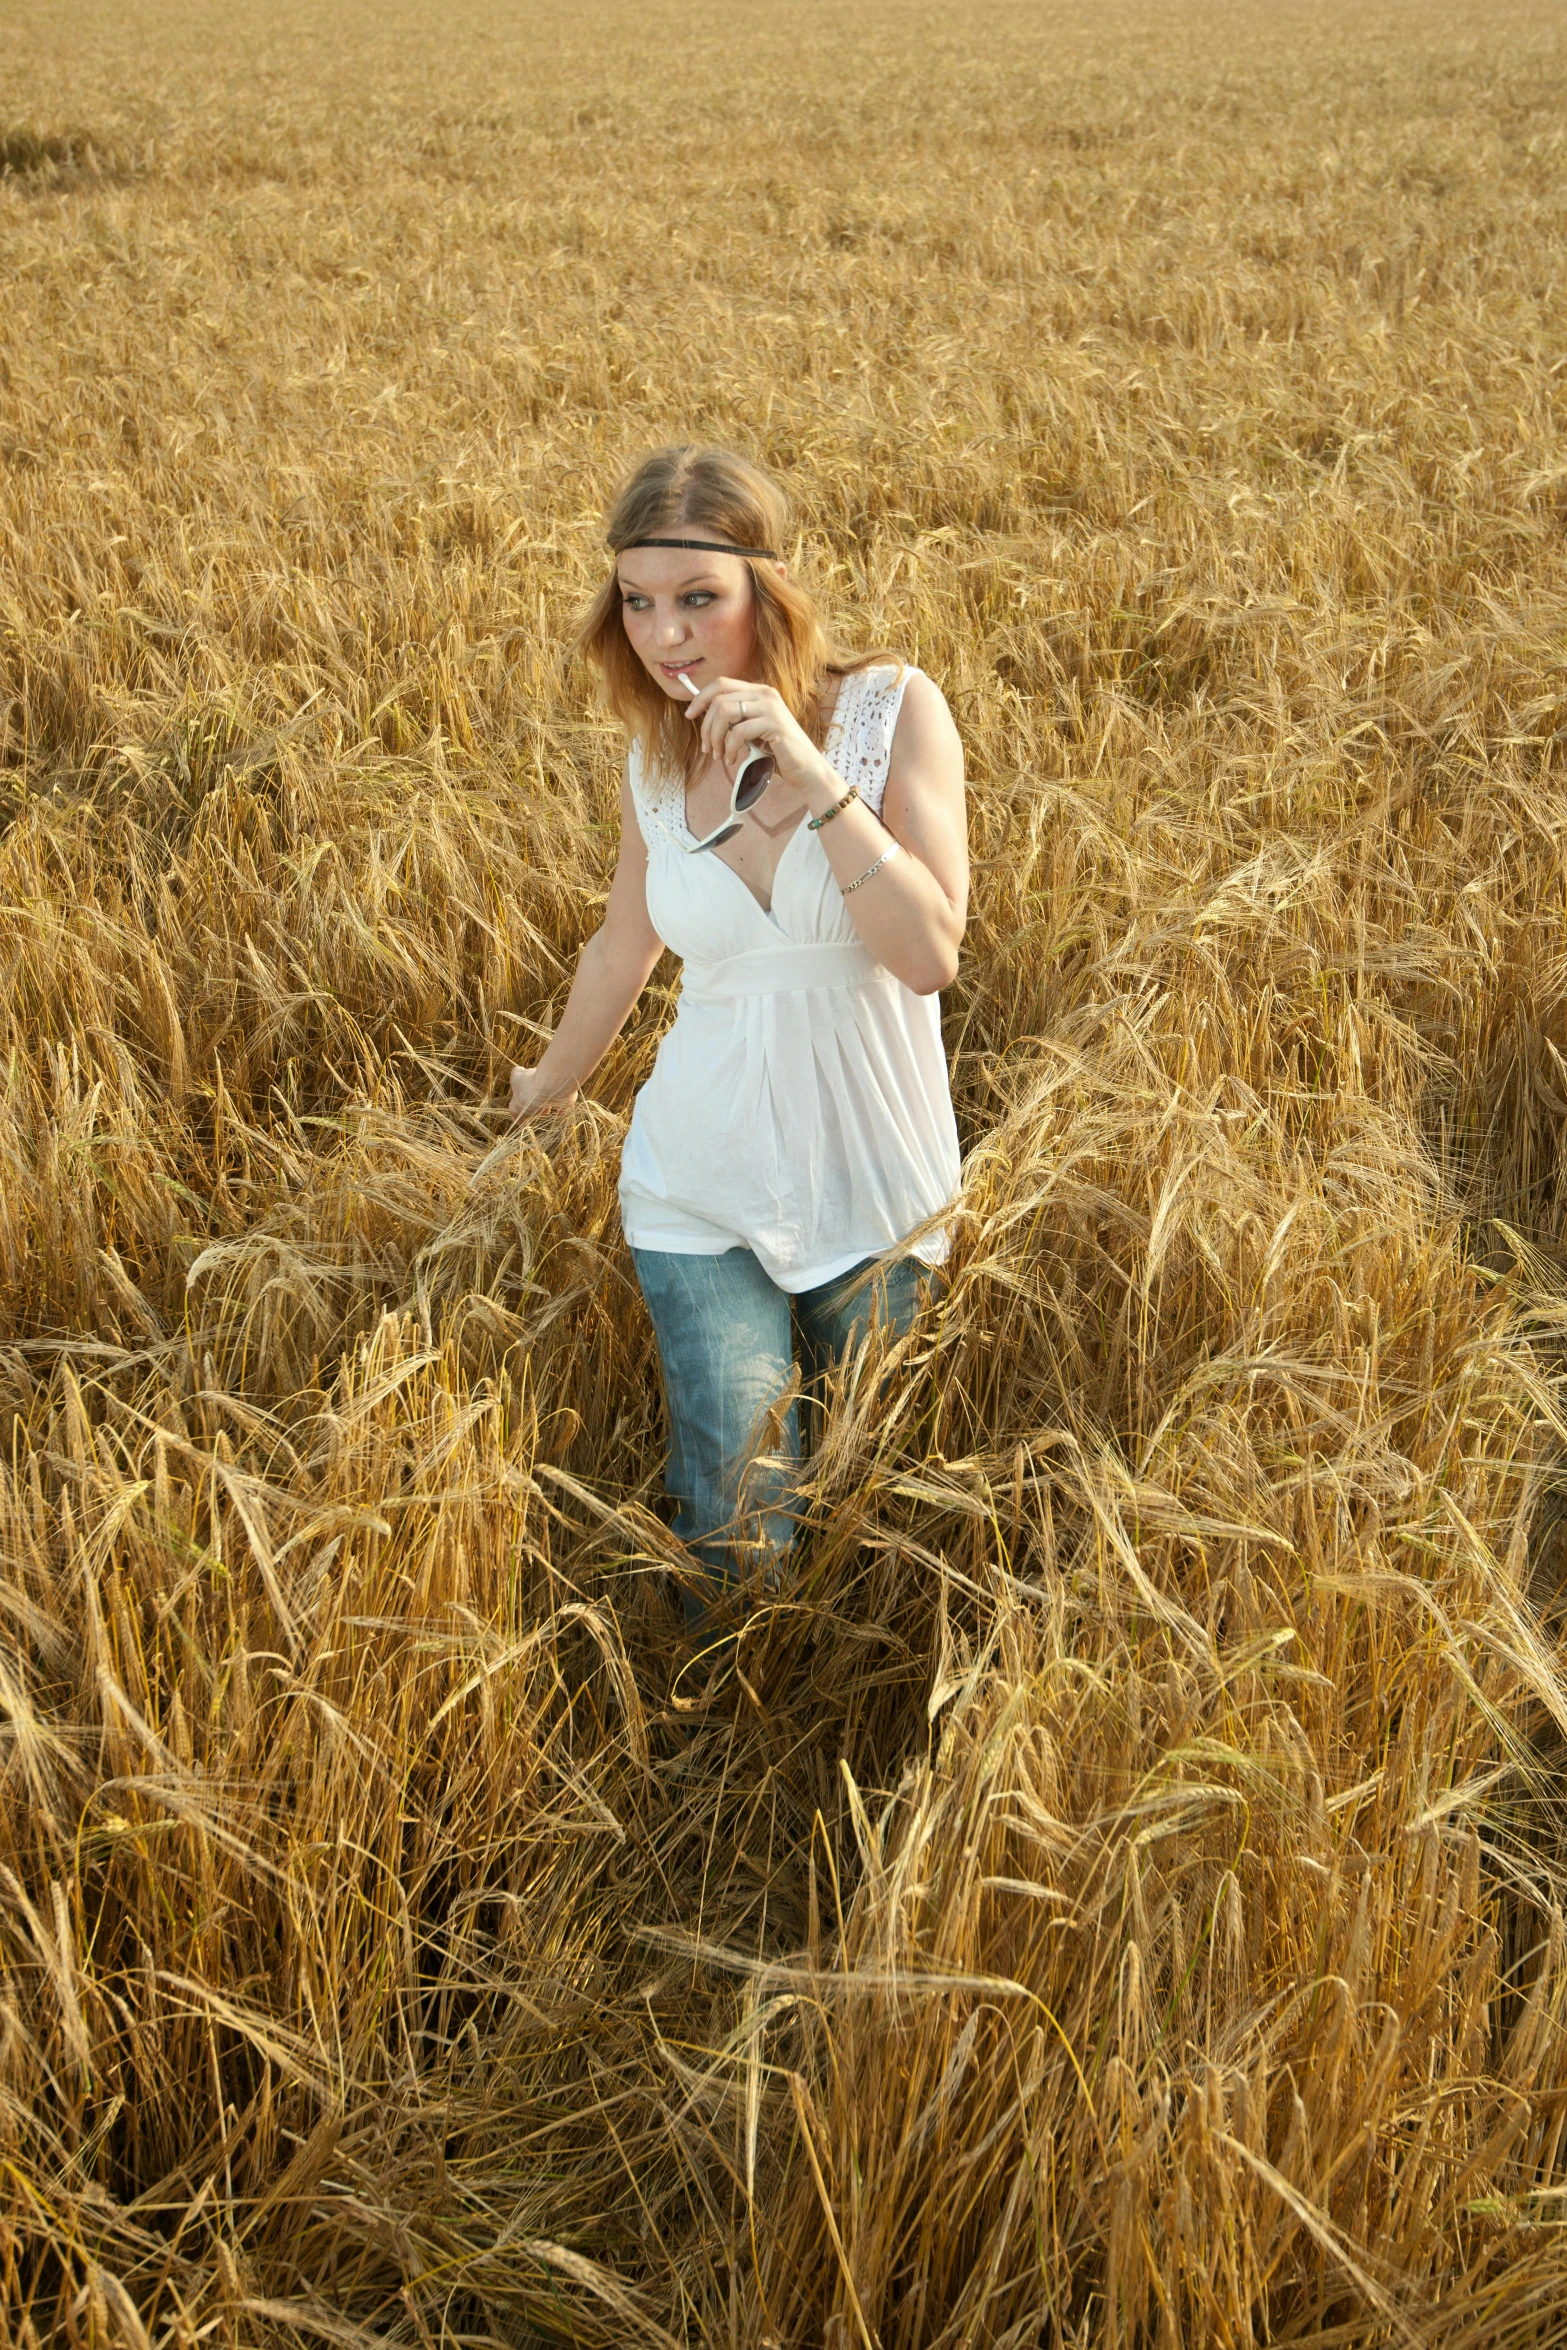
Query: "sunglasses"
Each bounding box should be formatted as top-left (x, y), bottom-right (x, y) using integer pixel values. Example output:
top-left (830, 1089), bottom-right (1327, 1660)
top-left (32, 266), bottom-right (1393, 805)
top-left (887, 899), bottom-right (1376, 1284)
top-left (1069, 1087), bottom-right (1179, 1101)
top-left (679, 671), bottom-right (774, 854)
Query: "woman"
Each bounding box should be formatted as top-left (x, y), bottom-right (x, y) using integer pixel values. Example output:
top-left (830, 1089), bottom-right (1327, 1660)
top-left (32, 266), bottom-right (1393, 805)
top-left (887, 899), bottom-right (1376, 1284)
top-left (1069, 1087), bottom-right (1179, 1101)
top-left (509, 445), bottom-right (967, 1617)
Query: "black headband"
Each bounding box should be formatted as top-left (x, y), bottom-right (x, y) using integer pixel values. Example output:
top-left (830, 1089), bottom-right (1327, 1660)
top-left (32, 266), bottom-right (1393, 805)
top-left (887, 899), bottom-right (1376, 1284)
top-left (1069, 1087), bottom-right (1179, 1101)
top-left (617, 536), bottom-right (780, 560)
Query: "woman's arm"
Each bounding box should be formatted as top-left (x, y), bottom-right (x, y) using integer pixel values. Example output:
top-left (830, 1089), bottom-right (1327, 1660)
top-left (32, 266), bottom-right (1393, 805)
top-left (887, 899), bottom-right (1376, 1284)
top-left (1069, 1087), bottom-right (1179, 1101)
top-left (686, 668), bottom-right (968, 996)
top-left (836, 671), bottom-right (967, 993)
top-left (508, 772), bottom-right (664, 1119)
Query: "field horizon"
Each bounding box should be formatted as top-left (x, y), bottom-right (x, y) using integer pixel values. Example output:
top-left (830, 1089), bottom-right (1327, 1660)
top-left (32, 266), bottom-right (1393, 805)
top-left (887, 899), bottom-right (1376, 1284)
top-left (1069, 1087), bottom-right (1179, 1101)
top-left (5, 2), bottom-right (1567, 2342)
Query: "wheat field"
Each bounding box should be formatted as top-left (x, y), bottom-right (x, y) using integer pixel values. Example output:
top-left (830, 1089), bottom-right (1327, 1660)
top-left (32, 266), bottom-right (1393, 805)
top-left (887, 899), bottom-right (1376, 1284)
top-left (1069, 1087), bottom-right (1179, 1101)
top-left (5, 0), bottom-right (1567, 2341)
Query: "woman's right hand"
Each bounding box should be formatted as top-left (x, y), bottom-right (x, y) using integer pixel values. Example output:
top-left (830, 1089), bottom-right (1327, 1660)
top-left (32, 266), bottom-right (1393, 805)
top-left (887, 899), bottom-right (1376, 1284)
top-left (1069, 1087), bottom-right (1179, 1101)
top-left (508, 1063), bottom-right (578, 1123)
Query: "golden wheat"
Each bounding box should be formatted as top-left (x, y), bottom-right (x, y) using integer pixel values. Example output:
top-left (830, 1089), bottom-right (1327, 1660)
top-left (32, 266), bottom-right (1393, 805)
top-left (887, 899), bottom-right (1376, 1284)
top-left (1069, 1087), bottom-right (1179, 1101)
top-left (4, 0), bottom-right (1567, 2342)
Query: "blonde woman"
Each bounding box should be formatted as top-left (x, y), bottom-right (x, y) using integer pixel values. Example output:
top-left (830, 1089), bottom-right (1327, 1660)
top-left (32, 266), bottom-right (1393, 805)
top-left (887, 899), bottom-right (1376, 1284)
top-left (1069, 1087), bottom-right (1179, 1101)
top-left (509, 446), bottom-right (967, 1617)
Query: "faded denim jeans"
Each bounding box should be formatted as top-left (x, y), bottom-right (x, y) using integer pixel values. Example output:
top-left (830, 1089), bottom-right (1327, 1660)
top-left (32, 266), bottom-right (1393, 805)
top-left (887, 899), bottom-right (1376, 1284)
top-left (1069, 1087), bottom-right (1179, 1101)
top-left (631, 1246), bottom-right (935, 1619)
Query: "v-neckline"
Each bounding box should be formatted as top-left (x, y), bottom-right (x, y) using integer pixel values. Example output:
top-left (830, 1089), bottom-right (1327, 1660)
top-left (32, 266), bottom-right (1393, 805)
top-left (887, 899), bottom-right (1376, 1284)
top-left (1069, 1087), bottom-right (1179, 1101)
top-left (713, 814), bottom-right (811, 922)
top-left (683, 677), bottom-right (854, 919)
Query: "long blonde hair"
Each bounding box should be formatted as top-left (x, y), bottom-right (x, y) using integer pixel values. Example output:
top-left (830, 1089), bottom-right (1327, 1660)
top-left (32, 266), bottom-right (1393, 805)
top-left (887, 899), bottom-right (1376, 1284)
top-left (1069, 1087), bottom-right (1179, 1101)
top-left (576, 445), bottom-right (880, 780)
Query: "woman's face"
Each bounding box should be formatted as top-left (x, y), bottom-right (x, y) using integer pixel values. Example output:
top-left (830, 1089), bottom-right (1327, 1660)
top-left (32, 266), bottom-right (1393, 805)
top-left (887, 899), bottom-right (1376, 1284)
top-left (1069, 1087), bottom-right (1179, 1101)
top-left (616, 547), bottom-right (763, 699)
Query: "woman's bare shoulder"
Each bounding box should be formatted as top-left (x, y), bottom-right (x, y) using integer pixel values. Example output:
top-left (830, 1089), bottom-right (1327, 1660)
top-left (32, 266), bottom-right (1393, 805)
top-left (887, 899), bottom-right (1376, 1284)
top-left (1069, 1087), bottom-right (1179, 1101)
top-left (890, 666), bottom-right (962, 756)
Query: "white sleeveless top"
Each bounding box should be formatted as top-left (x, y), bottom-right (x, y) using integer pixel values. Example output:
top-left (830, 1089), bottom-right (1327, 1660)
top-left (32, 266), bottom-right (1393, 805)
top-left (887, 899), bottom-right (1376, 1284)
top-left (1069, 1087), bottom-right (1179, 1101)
top-left (618, 663), bottom-right (963, 1293)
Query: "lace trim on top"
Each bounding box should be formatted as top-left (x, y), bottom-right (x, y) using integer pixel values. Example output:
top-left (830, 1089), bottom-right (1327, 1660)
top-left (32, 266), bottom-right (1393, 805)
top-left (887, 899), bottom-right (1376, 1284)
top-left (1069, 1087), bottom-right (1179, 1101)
top-left (628, 665), bottom-right (906, 850)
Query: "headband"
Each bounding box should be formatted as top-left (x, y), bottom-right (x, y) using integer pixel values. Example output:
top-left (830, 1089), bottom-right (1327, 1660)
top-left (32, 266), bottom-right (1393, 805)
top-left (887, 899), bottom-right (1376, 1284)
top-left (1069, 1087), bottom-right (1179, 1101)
top-left (617, 536), bottom-right (780, 560)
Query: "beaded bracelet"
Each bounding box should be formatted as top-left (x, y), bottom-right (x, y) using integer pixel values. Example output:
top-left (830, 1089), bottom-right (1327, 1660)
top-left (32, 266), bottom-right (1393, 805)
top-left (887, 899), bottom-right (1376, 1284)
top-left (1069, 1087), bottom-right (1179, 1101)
top-left (843, 840), bottom-right (903, 894)
top-left (807, 785), bottom-right (859, 831)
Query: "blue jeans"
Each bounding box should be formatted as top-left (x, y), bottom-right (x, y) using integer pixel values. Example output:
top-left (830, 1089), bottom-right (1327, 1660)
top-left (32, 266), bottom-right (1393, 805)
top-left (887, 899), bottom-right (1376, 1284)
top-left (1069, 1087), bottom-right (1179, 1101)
top-left (631, 1246), bottom-right (935, 1612)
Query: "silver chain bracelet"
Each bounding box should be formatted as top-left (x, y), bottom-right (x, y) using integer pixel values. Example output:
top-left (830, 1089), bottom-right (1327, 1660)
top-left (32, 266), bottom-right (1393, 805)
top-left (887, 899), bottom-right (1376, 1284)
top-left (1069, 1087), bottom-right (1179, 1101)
top-left (843, 840), bottom-right (903, 894)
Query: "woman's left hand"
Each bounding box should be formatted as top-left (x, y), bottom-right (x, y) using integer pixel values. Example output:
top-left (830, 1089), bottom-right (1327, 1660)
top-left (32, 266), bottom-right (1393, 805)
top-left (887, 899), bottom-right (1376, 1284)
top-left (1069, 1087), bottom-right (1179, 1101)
top-left (682, 676), bottom-right (834, 805)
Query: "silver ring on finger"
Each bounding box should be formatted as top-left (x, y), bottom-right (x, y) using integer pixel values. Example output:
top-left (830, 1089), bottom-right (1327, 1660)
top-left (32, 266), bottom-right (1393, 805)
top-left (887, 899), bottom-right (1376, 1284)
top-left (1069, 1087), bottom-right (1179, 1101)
top-left (739, 699), bottom-right (748, 719)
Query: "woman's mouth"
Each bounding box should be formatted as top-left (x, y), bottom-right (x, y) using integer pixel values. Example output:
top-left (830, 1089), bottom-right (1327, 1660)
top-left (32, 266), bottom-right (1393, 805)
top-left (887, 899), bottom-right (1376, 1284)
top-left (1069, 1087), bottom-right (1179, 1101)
top-left (660, 659), bottom-right (697, 677)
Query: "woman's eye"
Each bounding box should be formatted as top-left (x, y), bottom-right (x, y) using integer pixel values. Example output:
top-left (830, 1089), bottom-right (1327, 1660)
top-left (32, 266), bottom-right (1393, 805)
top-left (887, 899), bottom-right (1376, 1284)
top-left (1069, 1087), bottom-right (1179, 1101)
top-left (681, 592), bottom-right (715, 608)
top-left (622, 594), bottom-right (650, 610)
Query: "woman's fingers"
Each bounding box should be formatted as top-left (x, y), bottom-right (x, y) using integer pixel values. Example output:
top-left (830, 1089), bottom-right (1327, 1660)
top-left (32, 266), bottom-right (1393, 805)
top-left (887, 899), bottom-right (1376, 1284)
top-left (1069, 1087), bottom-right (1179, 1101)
top-left (509, 1064), bottom-right (566, 1121)
top-left (691, 682), bottom-right (783, 768)
top-left (686, 676), bottom-right (780, 753)
top-left (680, 675), bottom-right (726, 725)
top-left (722, 706), bottom-right (767, 753)
top-left (695, 686), bottom-right (741, 752)
top-left (685, 672), bottom-right (753, 713)
top-left (684, 675), bottom-right (819, 784)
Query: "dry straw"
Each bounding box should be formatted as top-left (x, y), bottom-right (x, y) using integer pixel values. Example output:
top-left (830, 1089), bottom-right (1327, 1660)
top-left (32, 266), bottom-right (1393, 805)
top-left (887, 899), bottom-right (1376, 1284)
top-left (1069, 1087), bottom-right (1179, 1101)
top-left (4, 0), bottom-right (1567, 2341)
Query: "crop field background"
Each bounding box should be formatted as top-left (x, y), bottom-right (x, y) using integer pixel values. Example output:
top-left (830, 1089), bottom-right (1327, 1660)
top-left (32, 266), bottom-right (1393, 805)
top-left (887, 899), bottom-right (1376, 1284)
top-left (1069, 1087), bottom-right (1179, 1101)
top-left (5, 0), bottom-right (1567, 2341)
